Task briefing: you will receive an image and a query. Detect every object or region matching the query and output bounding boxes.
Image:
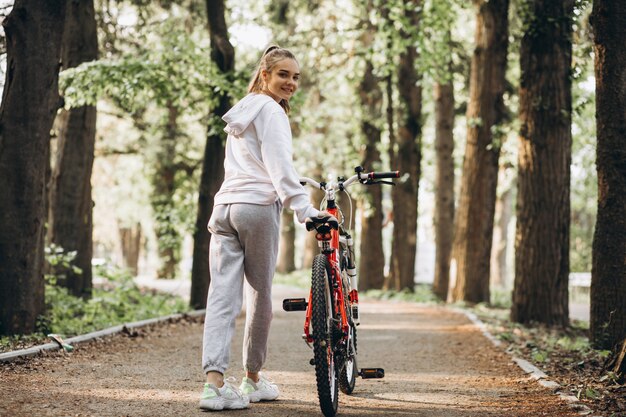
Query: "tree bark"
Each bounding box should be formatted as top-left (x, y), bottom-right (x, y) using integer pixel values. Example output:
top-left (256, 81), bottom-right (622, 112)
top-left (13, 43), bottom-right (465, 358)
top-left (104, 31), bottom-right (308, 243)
top-left (590, 0), bottom-right (626, 350)
top-left (451, 0), bottom-right (509, 304)
top-left (390, 0), bottom-right (422, 292)
top-left (0, 0), bottom-right (66, 335)
top-left (490, 169), bottom-right (514, 289)
top-left (511, 0), bottom-right (573, 327)
top-left (276, 209), bottom-right (296, 273)
top-left (190, 0), bottom-right (234, 309)
top-left (119, 223), bottom-right (142, 276)
top-left (432, 78), bottom-right (455, 301)
top-left (358, 62), bottom-right (385, 291)
top-left (153, 102), bottom-right (180, 279)
top-left (49, 0), bottom-right (98, 298)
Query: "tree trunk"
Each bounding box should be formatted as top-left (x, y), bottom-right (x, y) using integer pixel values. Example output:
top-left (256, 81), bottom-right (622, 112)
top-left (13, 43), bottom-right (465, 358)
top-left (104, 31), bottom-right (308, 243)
top-left (189, 0), bottom-right (234, 309)
top-left (49, 0), bottom-right (98, 298)
top-left (490, 171), bottom-right (513, 289)
top-left (276, 209), bottom-right (296, 273)
top-left (119, 223), bottom-right (142, 276)
top-left (608, 339), bottom-right (626, 384)
top-left (383, 74), bottom-right (395, 289)
top-left (153, 102), bottom-right (180, 279)
top-left (390, 0), bottom-right (422, 292)
top-left (590, 0), bottom-right (626, 350)
top-left (432, 78), bottom-right (455, 301)
top-left (0, 0), bottom-right (66, 335)
top-left (451, 0), bottom-right (509, 304)
top-left (357, 61), bottom-right (385, 291)
top-left (511, 0), bottom-right (573, 327)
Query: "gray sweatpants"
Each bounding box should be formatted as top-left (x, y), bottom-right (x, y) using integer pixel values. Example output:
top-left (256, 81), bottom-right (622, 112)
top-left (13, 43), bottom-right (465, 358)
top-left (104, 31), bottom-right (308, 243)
top-left (202, 201), bottom-right (281, 375)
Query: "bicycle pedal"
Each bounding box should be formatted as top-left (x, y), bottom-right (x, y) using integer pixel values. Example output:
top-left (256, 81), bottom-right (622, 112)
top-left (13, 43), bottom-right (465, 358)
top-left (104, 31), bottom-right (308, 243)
top-left (359, 368), bottom-right (385, 379)
top-left (282, 298), bottom-right (308, 311)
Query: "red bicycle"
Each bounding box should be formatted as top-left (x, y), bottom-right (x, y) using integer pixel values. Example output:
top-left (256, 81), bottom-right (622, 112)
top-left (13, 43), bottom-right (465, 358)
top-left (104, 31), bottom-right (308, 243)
top-left (283, 166), bottom-right (399, 417)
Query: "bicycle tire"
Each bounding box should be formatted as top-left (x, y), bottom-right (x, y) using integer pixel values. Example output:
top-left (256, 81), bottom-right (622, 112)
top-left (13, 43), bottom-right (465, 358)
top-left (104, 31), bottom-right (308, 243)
top-left (339, 323), bottom-right (358, 394)
top-left (311, 254), bottom-right (339, 417)
top-left (338, 244), bottom-right (358, 395)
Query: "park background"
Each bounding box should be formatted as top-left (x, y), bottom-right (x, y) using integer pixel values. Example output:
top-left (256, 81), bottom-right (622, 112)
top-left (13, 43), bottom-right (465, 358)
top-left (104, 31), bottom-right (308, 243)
top-left (0, 0), bottom-right (624, 412)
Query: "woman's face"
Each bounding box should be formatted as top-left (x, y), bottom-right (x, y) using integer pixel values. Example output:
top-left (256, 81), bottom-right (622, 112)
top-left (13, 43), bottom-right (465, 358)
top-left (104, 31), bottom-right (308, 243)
top-left (262, 58), bottom-right (300, 102)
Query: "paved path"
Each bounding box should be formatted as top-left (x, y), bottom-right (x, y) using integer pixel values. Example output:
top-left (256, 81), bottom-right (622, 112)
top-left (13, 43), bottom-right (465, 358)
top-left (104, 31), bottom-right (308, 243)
top-left (0, 285), bottom-right (579, 416)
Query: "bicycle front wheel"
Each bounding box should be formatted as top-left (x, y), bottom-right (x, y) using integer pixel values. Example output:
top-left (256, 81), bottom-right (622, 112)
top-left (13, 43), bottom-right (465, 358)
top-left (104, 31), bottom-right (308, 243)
top-left (311, 254), bottom-right (339, 417)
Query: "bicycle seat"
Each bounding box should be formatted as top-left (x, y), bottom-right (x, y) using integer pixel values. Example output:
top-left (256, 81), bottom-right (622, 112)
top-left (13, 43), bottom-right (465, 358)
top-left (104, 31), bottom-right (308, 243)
top-left (305, 216), bottom-right (339, 231)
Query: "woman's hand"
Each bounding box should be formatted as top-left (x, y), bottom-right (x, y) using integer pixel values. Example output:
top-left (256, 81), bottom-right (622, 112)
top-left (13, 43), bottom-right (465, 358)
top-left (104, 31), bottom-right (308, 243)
top-left (317, 211), bottom-right (337, 222)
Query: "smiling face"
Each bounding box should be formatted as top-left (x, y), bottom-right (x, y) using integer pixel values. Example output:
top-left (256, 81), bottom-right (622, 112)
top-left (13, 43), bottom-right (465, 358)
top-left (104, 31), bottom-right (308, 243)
top-left (261, 58), bottom-right (300, 102)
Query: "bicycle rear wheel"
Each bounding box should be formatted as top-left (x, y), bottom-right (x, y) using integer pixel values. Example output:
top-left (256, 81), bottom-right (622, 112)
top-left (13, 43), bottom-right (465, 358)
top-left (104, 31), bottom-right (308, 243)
top-left (339, 323), bottom-right (357, 394)
top-left (311, 254), bottom-right (339, 417)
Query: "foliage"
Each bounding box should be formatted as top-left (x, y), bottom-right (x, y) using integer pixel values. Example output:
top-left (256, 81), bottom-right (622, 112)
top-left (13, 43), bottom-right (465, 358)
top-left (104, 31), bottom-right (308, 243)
top-left (39, 263), bottom-right (188, 337)
top-left (489, 288), bottom-right (513, 309)
top-left (59, 20), bottom-right (239, 114)
top-left (0, 254), bottom-right (189, 353)
top-left (44, 244), bottom-right (83, 286)
top-left (365, 284), bottom-right (441, 304)
top-left (418, 0), bottom-right (459, 84)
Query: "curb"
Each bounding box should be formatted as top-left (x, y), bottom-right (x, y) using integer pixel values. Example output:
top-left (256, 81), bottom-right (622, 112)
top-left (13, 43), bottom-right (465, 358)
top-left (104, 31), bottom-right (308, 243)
top-left (0, 309), bottom-right (206, 363)
top-left (454, 308), bottom-right (598, 416)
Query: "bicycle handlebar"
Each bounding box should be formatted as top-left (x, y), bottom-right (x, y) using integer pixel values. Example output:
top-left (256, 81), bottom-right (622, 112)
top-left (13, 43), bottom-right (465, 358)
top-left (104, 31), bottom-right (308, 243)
top-left (367, 171), bottom-right (400, 180)
top-left (299, 169), bottom-right (400, 191)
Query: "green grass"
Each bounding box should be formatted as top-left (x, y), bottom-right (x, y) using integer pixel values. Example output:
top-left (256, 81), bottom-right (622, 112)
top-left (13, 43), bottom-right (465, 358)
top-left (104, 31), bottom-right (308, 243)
top-left (273, 270), bottom-right (441, 304)
top-left (39, 263), bottom-right (189, 337)
top-left (364, 284), bottom-right (441, 304)
top-left (273, 269), bottom-right (311, 288)
top-left (1, 260), bottom-right (189, 353)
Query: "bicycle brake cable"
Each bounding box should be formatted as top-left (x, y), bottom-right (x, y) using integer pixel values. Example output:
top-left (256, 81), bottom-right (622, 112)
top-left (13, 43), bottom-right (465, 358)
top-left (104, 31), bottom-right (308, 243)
top-left (342, 189), bottom-right (354, 232)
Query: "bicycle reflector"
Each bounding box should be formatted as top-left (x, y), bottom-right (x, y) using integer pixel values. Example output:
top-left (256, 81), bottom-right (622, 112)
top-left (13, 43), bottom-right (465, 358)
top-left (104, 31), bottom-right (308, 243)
top-left (314, 225), bottom-right (332, 241)
top-left (315, 231), bottom-right (332, 241)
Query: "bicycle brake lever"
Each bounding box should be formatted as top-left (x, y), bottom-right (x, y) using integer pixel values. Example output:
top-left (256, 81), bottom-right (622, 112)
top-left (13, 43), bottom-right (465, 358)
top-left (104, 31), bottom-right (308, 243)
top-left (365, 180), bottom-right (396, 186)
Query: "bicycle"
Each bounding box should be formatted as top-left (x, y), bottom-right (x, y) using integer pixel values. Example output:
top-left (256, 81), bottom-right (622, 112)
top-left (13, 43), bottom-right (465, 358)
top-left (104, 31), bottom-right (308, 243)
top-left (283, 166), bottom-right (399, 417)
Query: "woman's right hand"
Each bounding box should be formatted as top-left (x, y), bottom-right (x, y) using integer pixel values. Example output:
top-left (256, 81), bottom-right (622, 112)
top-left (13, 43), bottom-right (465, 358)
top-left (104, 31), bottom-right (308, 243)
top-left (317, 211), bottom-right (337, 222)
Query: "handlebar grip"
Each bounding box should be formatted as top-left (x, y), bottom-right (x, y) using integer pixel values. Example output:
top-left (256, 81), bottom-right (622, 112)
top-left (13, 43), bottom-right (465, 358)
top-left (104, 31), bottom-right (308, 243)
top-left (369, 171), bottom-right (400, 180)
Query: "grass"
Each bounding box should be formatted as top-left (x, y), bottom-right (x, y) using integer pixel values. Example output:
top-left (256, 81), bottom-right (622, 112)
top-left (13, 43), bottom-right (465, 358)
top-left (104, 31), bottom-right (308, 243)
top-left (274, 269), bottom-right (442, 304)
top-left (273, 269), bottom-right (311, 288)
top-left (0, 260), bottom-right (189, 353)
top-left (364, 284), bottom-right (442, 304)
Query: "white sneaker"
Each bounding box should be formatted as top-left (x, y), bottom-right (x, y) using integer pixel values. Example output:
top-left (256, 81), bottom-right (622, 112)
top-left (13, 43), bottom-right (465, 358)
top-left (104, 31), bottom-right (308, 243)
top-left (239, 375), bottom-right (280, 402)
top-left (199, 377), bottom-right (250, 411)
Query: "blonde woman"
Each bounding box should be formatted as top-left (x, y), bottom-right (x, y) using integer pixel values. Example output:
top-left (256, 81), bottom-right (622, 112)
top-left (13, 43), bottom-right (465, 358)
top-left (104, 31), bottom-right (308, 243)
top-left (199, 45), bottom-right (334, 411)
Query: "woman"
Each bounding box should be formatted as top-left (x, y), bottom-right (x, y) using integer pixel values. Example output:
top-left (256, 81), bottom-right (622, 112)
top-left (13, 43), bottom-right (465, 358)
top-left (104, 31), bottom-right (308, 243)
top-left (199, 46), bottom-right (333, 411)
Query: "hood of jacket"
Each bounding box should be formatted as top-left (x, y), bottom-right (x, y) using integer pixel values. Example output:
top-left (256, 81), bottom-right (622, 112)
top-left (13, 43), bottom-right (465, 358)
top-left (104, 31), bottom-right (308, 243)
top-left (222, 93), bottom-right (277, 136)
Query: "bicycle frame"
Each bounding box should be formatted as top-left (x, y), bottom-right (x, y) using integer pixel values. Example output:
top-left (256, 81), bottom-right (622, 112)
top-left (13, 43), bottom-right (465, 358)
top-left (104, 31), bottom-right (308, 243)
top-left (298, 168), bottom-right (395, 345)
top-left (302, 202), bottom-right (351, 345)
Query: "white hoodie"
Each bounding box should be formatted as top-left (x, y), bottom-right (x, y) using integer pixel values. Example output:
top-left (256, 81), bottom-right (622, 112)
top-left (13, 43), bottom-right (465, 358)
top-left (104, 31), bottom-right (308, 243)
top-left (214, 93), bottom-right (320, 223)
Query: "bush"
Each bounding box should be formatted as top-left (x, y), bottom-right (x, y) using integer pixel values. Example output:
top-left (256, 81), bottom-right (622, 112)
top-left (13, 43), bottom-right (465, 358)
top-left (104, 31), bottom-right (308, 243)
top-left (1, 254), bottom-right (189, 353)
top-left (40, 263), bottom-right (189, 337)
